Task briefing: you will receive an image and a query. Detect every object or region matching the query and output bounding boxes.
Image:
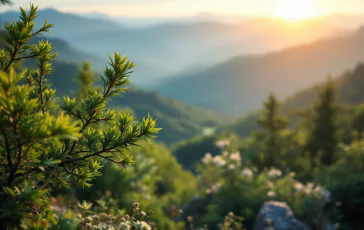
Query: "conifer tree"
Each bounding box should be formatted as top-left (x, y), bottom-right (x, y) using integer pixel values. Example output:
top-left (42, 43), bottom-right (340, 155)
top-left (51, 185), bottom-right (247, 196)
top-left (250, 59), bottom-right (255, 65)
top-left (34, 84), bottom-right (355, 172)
top-left (0, 5), bottom-right (160, 228)
top-left (74, 61), bottom-right (97, 100)
top-left (253, 93), bottom-right (288, 169)
top-left (307, 77), bottom-right (338, 166)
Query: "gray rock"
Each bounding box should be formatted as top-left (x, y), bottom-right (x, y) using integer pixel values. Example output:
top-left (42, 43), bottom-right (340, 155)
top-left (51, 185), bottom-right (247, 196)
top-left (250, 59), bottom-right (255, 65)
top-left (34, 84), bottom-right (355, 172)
top-left (253, 201), bottom-right (311, 230)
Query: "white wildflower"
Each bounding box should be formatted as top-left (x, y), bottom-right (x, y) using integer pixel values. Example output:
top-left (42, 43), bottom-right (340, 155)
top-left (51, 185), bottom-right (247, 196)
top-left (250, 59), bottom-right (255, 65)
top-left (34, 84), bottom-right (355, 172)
top-left (267, 191), bottom-right (276, 197)
top-left (213, 155), bottom-right (226, 167)
top-left (202, 153), bottom-right (213, 164)
top-left (215, 139), bottom-right (230, 148)
top-left (268, 168), bottom-right (282, 178)
top-left (242, 168), bottom-right (253, 178)
top-left (223, 151), bottom-right (229, 157)
top-left (314, 185), bottom-right (331, 203)
top-left (132, 202), bottom-right (140, 208)
top-left (307, 182), bottom-right (314, 189)
top-left (211, 182), bottom-right (222, 192)
top-left (294, 182), bottom-right (304, 192)
top-left (133, 221), bottom-right (152, 230)
top-left (304, 183), bottom-right (314, 194)
top-left (230, 151), bottom-right (241, 163)
top-left (119, 221), bottom-right (131, 230)
top-left (228, 164), bottom-right (235, 170)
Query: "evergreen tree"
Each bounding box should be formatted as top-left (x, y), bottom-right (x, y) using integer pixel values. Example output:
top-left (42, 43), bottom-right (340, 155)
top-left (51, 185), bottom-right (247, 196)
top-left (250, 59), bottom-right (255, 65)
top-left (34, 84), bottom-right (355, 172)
top-left (352, 103), bottom-right (364, 139)
top-left (0, 5), bottom-right (160, 228)
top-left (253, 93), bottom-right (288, 169)
top-left (74, 61), bottom-right (97, 99)
top-left (307, 77), bottom-right (338, 166)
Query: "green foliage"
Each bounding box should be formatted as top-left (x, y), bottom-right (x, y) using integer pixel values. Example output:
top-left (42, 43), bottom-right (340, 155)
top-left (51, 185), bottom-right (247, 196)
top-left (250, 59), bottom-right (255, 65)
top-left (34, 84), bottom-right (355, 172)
top-left (30, 60), bottom-right (228, 145)
top-left (317, 140), bottom-right (364, 229)
top-left (193, 145), bottom-right (330, 229)
top-left (0, 5), bottom-right (159, 228)
top-left (70, 142), bottom-right (196, 229)
top-left (307, 77), bottom-right (338, 166)
top-left (74, 62), bottom-right (97, 100)
top-left (252, 93), bottom-right (289, 169)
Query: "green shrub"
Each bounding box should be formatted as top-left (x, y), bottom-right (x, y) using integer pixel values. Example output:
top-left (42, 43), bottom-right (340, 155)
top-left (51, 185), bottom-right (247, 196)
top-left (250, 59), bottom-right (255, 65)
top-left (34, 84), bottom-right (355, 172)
top-left (0, 5), bottom-right (159, 228)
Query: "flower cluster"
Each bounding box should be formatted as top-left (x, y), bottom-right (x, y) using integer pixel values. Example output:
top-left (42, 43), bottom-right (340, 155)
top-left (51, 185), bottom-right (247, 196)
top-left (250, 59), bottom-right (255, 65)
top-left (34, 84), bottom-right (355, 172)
top-left (79, 202), bottom-right (153, 230)
top-left (294, 183), bottom-right (331, 203)
top-left (241, 168), bottom-right (253, 178)
top-left (201, 153), bottom-right (226, 167)
top-left (215, 139), bottom-right (230, 148)
top-left (267, 168), bottom-right (282, 178)
top-left (201, 151), bottom-right (242, 168)
top-left (230, 151), bottom-right (242, 166)
top-left (205, 182), bottom-right (222, 194)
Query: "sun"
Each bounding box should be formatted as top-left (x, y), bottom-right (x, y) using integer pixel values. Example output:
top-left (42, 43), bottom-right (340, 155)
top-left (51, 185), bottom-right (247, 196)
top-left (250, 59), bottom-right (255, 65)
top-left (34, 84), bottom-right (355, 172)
top-left (274, 0), bottom-right (319, 21)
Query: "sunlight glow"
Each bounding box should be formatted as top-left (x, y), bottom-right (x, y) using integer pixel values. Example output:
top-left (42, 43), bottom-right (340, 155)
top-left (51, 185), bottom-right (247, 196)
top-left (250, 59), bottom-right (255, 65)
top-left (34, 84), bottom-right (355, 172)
top-left (274, 0), bottom-right (319, 21)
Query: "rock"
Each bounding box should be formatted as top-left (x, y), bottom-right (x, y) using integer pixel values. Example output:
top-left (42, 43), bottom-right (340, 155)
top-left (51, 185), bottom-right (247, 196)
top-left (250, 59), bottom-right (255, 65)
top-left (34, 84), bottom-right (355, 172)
top-left (253, 201), bottom-right (311, 230)
top-left (180, 196), bottom-right (210, 226)
top-left (323, 222), bottom-right (335, 230)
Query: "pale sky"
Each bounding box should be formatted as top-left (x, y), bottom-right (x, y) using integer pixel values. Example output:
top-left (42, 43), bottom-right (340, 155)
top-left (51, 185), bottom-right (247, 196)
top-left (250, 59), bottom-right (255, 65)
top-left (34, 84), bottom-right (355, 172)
top-left (2, 0), bottom-right (364, 18)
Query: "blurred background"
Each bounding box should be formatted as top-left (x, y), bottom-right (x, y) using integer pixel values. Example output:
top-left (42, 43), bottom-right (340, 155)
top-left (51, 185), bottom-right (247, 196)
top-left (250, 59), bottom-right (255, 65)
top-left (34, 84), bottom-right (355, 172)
top-left (1, 0), bottom-right (364, 229)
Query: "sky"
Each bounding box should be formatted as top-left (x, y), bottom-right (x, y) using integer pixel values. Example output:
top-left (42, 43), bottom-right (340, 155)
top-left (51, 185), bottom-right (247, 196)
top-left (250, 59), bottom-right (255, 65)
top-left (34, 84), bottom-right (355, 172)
top-left (2, 0), bottom-right (364, 18)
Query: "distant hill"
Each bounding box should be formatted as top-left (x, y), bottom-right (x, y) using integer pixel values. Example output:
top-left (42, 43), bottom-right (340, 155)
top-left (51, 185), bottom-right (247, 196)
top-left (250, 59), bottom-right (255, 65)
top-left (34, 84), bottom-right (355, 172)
top-left (172, 62), bottom-right (364, 170)
top-left (156, 25), bottom-right (364, 114)
top-left (0, 28), bottom-right (228, 145)
top-left (0, 9), bottom-right (347, 87)
top-left (30, 36), bottom-right (104, 69)
top-left (43, 62), bottom-right (228, 146)
top-left (0, 29), bottom-right (104, 70)
top-left (284, 63), bottom-right (364, 109)
top-left (0, 8), bottom-right (123, 40)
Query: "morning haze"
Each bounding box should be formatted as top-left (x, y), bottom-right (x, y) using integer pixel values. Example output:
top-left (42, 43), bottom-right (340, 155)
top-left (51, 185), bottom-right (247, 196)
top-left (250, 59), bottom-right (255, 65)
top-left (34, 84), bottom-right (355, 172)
top-left (0, 0), bottom-right (363, 229)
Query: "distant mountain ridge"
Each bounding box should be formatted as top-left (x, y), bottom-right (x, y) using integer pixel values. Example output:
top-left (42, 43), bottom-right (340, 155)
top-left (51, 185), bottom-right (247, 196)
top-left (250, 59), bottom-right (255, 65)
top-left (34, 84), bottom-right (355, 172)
top-left (156, 24), bottom-right (364, 114)
top-left (0, 8), bottom-right (349, 87)
top-left (0, 8), bottom-right (124, 39)
top-left (47, 61), bottom-right (229, 145)
top-left (172, 62), bottom-right (364, 170)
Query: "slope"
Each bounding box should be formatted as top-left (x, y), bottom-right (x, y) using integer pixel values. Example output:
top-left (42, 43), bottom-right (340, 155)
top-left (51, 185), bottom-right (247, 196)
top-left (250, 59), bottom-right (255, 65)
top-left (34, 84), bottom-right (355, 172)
top-left (46, 62), bottom-right (229, 146)
top-left (0, 9), bottom-right (346, 87)
top-left (156, 25), bottom-right (364, 114)
top-left (172, 62), bottom-right (364, 170)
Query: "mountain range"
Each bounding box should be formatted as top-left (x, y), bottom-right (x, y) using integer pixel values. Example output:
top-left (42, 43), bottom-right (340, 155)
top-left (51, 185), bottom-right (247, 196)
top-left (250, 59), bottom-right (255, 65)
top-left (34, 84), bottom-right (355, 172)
top-left (2, 8), bottom-right (364, 146)
top-left (172, 62), bottom-right (364, 170)
top-left (47, 61), bottom-right (228, 145)
top-left (156, 25), bottom-right (364, 114)
top-left (0, 29), bottom-right (228, 146)
top-left (0, 9), bottom-right (352, 87)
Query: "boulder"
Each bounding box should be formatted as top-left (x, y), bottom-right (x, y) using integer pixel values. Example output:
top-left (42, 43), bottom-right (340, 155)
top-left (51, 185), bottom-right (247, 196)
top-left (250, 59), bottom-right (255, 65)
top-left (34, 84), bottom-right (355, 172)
top-left (253, 201), bottom-right (311, 230)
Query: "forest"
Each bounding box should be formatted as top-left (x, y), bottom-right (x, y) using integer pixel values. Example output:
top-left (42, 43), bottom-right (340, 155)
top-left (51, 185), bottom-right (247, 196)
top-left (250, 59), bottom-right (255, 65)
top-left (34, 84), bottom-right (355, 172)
top-left (1, 2), bottom-right (364, 230)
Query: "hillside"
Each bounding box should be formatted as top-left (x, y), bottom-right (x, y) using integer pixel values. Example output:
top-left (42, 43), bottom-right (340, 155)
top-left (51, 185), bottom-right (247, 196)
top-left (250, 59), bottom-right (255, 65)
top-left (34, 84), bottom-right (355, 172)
top-left (44, 61), bottom-right (228, 145)
top-left (156, 25), bottom-right (364, 114)
top-left (0, 29), bottom-right (102, 67)
top-left (0, 9), bottom-right (347, 87)
top-left (31, 36), bottom-right (104, 69)
top-left (0, 30), bottom-right (228, 145)
top-left (0, 8), bottom-right (123, 40)
top-left (284, 63), bottom-right (364, 109)
top-left (172, 62), bottom-right (364, 170)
